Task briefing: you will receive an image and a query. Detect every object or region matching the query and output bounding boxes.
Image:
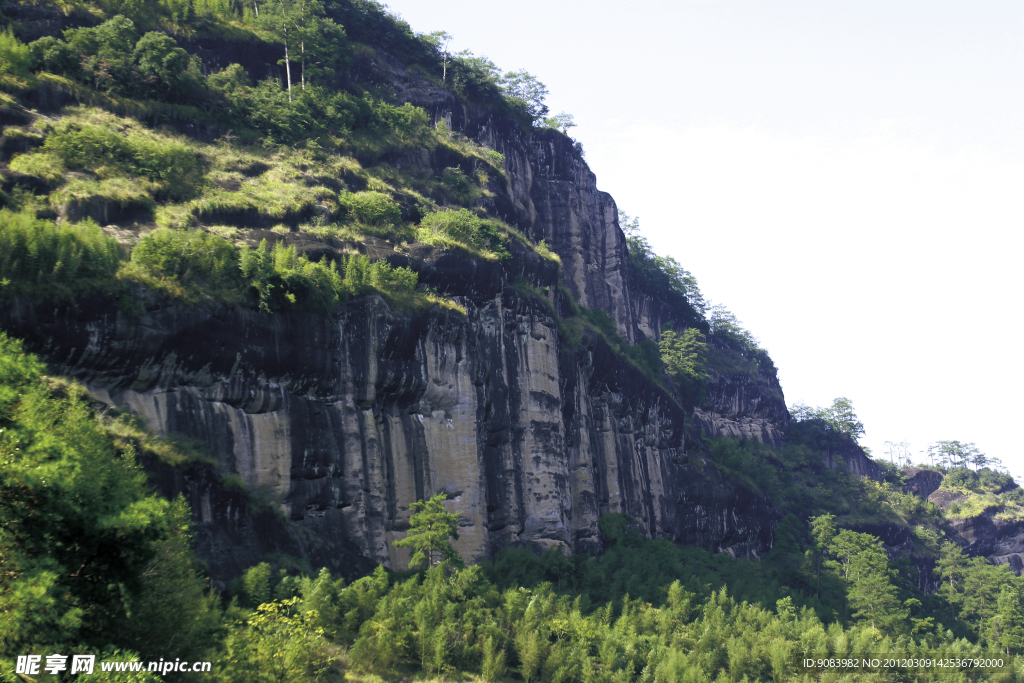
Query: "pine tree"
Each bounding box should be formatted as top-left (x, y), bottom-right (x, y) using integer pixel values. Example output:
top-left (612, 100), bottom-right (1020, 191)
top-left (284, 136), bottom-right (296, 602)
top-left (392, 493), bottom-right (463, 570)
top-left (996, 584), bottom-right (1024, 654)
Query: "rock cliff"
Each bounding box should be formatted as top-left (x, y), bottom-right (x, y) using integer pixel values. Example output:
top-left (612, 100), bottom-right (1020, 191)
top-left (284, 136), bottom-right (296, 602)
top-left (3, 241), bottom-right (778, 580)
top-left (0, 25), bottom-right (790, 579)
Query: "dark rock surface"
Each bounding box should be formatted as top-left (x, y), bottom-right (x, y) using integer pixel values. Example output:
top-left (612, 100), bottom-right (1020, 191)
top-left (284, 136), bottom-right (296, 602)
top-left (902, 467), bottom-right (944, 498)
top-left (928, 489), bottom-right (967, 510)
top-left (948, 512), bottom-right (1024, 575)
top-left (2, 241), bottom-right (779, 578)
top-left (825, 440), bottom-right (883, 481)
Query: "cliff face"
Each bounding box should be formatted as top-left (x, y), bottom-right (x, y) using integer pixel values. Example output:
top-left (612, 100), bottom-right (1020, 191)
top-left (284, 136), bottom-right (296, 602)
top-left (949, 514), bottom-right (1024, 573)
top-left (2, 246), bottom-right (776, 578)
top-left (0, 38), bottom-right (789, 577)
top-left (694, 370), bottom-right (789, 448)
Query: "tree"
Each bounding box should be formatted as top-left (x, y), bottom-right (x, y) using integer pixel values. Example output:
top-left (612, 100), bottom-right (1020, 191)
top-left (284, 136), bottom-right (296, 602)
top-left (927, 441), bottom-right (984, 471)
top-left (133, 31), bottom-right (196, 100)
top-left (789, 397), bottom-right (865, 443)
top-left (0, 332), bottom-right (189, 657)
top-left (499, 69), bottom-right (549, 120)
top-left (809, 514), bottom-right (836, 600)
top-left (996, 584), bottom-right (1024, 654)
top-left (824, 397), bottom-right (865, 442)
top-left (259, 0), bottom-right (300, 101)
top-left (659, 328), bottom-right (707, 404)
top-left (422, 30), bottom-right (453, 83)
top-left (621, 210), bottom-right (706, 318)
top-left (824, 529), bottom-right (906, 629)
top-left (392, 494), bottom-right (463, 570)
top-left (884, 440), bottom-right (911, 467)
top-left (708, 305), bottom-right (761, 354)
top-left (934, 541), bottom-right (969, 622)
top-left (293, 0), bottom-right (346, 90)
top-left (542, 111), bottom-right (576, 134)
top-left (217, 598), bottom-right (332, 683)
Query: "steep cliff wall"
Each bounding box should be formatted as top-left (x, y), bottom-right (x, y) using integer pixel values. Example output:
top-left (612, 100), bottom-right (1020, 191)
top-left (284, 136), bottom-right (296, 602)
top-left (2, 239), bottom-right (777, 577)
top-left (0, 34), bottom-right (790, 576)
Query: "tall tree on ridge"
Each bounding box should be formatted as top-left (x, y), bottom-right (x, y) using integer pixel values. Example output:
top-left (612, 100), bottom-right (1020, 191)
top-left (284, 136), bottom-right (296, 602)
top-left (260, 0), bottom-right (298, 101)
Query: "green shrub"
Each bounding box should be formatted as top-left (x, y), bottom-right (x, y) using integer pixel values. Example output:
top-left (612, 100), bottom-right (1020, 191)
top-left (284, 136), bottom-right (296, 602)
top-left (241, 562), bottom-right (272, 607)
top-left (417, 208), bottom-right (509, 259)
top-left (623, 212), bottom-right (705, 328)
top-left (42, 118), bottom-right (203, 199)
top-left (942, 468), bottom-right (980, 491)
top-left (0, 29), bottom-right (31, 77)
top-left (979, 467), bottom-right (1016, 493)
top-left (27, 35), bottom-right (77, 75)
top-left (42, 119), bottom-right (129, 169)
top-left (419, 208), bottom-right (483, 248)
top-left (343, 190), bottom-right (401, 227)
top-left (1002, 488), bottom-right (1024, 505)
top-left (439, 165), bottom-right (476, 204)
top-left (8, 152), bottom-right (66, 183)
top-left (29, 17), bottom-right (204, 102)
top-left (484, 149), bottom-right (504, 166)
top-left (0, 208), bottom-right (122, 301)
top-left (240, 239), bottom-right (346, 311)
top-left (124, 231), bottom-right (421, 310)
top-left (125, 228), bottom-right (242, 301)
top-left (342, 253), bottom-right (417, 297)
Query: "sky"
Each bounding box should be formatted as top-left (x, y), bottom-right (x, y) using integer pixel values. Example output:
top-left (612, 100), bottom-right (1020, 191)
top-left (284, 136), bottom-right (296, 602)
top-left (381, 1), bottom-right (1024, 474)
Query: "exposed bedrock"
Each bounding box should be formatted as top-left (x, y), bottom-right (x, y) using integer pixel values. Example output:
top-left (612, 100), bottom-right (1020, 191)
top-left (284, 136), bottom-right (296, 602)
top-left (902, 467), bottom-right (944, 498)
top-left (2, 249), bottom-right (777, 572)
top-left (948, 514), bottom-right (1024, 576)
top-left (693, 370), bottom-right (789, 448)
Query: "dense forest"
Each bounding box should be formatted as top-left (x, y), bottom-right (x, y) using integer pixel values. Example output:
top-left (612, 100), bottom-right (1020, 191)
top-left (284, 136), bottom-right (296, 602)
top-left (1, 0), bottom-right (1022, 681)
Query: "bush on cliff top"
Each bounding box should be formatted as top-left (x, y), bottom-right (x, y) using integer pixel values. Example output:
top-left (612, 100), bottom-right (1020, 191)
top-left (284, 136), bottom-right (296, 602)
top-left (417, 207), bottom-right (510, 260)
top-left (0, 208), bottom-right (123, 301)
top-left (122, 228), bottom-right (418, 311)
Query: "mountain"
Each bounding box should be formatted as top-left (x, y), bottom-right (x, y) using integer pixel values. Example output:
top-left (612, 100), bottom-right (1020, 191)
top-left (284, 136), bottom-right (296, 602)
top-left (4, 2), bottom-right (1024, 678)
top-left (0, 0), bottom-right (804, 580)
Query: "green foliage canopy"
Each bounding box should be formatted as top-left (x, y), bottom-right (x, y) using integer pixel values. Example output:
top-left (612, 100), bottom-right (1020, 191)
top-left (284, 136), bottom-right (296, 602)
top-left (0, 333), bottom-right (214, 663)
top-left (392, 493), bottom-right (463, 570)
top-left (790, 396), bottom-right (866, 442)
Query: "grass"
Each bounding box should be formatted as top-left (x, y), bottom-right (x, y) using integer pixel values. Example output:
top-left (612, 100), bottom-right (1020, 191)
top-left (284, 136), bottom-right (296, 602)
top-left (0, 207), bottom-right (123, 301)
top-left (33, 72), bottom-right (209, 125)
top-left (50, 177), bottom-right (153, 222)
top-left (0, 101), bottom-right (534, 320)
top-left (433, 122), bottom-right (507, 180)
top-left (8, 151), bottom-right (65, 183)
top-left (535, 239), bottom-right (561, 263)
top-left (98, 409), bottom-right (219, 468)
top-left (949, 494), bottom-right (1004, 520)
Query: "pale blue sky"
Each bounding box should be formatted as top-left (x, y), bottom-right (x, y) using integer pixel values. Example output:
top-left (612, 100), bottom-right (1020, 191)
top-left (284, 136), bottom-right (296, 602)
top-left (382, 1), bottom-right (1024, 473)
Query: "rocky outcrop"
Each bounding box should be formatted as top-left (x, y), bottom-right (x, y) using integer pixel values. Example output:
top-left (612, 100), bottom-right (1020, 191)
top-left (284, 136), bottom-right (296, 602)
top-left (693, 370), bottom-right (788, 447)
top-left (948, 512), bottom-right (1024, 576)
top-left (2, 236), bottom-right (779, 573)
top-left (902, 468), bottom-right (944, 498)
top-left (928, 489), bottom-right (967, 510)
top-left (825, 442), bottom-right (883, 481)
